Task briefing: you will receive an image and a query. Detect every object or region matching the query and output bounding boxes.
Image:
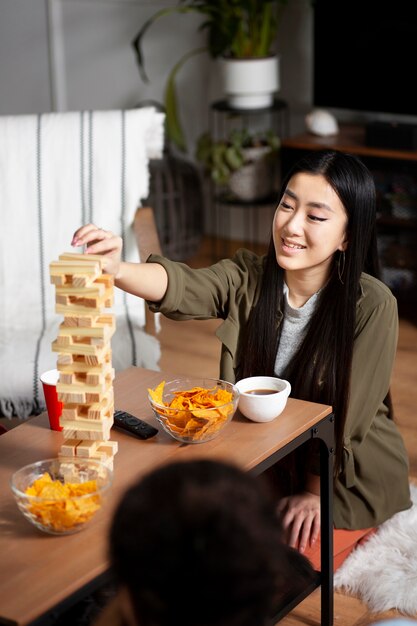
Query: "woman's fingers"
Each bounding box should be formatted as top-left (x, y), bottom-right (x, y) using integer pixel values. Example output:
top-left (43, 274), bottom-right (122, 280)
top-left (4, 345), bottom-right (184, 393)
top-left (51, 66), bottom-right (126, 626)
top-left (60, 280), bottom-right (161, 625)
top-left (277, 492), bottom-right (321, 552)
top-left (71, 224), bottom-right (123, 277)
top-left (71, 223), bottom-right (100, 246)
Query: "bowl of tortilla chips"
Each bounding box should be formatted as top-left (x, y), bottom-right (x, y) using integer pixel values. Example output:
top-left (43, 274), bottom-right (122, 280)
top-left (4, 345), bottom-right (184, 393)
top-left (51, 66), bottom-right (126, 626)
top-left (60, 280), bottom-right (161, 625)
top-left (10, 457), bottom-right (113, 535)
top-left (148, 377), bottom-right (239, 443)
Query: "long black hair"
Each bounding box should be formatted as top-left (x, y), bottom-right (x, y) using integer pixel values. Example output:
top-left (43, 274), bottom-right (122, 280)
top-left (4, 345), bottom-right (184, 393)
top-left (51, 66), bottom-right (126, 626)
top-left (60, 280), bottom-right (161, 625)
top-left (237, 149), bottom-right (390, 473)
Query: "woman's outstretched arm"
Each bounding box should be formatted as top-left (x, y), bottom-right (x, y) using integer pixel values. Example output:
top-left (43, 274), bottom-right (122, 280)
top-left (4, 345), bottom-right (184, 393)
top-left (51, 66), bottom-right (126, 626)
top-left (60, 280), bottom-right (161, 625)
top-left (72, 224), bottom-right (168, 303)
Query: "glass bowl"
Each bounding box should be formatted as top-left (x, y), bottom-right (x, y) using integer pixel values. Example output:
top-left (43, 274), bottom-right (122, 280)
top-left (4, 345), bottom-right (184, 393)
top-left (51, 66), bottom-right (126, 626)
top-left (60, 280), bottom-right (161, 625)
top-left (10, 457), bottom-right (113, 535)
top-left (148, 377), bottom-right (239, 444)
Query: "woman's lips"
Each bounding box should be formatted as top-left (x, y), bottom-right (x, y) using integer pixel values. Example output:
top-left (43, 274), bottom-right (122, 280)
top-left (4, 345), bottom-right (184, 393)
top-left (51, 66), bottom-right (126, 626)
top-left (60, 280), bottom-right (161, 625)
top-left (281, 238), bottom-right (306, 253)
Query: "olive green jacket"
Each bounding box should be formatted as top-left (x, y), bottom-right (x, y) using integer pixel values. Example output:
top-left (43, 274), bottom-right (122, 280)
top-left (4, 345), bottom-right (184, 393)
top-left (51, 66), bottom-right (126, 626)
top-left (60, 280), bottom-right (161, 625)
top-left (147, 249), bottom-right (411, 529)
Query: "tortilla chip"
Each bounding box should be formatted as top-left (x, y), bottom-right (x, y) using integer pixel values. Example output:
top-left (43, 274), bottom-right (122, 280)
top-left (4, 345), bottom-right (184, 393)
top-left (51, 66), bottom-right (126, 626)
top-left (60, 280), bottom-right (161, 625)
top-left (148, 381), bottom-right (234, 442)
top-left (24, 472), bottom-right (101, 532)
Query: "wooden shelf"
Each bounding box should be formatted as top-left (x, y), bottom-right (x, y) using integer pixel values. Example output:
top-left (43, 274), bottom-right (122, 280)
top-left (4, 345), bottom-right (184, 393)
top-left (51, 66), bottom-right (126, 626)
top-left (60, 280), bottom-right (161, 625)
top-left (282, 124), bottom-right (417, 162)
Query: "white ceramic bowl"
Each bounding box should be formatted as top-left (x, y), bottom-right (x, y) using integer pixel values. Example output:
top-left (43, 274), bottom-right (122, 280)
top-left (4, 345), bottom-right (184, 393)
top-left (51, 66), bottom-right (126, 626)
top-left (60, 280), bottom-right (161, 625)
top-left (235, 376), bottom-right (291, 423)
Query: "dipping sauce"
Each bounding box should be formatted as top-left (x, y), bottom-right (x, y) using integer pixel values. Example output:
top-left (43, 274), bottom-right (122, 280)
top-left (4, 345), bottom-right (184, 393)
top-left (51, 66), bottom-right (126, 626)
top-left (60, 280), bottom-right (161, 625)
top-left (245, 389), bottom-right (277, 395)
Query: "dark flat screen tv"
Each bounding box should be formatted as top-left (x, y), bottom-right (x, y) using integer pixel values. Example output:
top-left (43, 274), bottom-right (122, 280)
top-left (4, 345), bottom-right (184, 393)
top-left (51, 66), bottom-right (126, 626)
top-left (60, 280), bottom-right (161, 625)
top-left (313, 0), bottom-right (417, 121)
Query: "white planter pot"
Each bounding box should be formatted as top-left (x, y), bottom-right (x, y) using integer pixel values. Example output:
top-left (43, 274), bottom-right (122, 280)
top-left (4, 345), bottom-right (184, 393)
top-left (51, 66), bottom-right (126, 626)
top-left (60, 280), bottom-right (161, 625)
top-left (220, 56), bottom-right (280, 109)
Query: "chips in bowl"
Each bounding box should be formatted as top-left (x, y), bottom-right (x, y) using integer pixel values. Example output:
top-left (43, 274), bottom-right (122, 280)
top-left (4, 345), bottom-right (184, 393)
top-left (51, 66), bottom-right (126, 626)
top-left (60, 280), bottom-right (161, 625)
top-left (10, 458), bottom-right (112, 535)
top-left (148, 378), bottom-right (239, 443)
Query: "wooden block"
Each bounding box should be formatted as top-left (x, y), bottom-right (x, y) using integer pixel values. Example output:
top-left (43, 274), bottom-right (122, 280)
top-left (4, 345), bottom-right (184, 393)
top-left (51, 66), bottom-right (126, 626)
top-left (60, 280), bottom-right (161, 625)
top-left (85, 371), bottom-right (114, 387)
top-left (50, 259), bottom-right (101, 277)
top-left (58, 390), bottom-right (86, 404)
top-left (84, 353), bottom-right (108, 366)
top-left (58, 369), bottom-right (114, 388)
top-left (62, 427), bottom-right (111, 441)
top-left (58, 388), bottom-right (110, 404)
top-left (62, 314), bottom-right (114, 329)
top-left (56, 350), bottom-right (112, 368)
top-left (84, 392), bottom-right (104, 404)
top-left (56, 353), bottom-right (74, 366)
top-left (71, 275), bottom-right (98, 288)
top-left (60, 439), bottom-right (81, 455)
top-left (57, 321), bottom-right (115, 340)
top-left (59, 462), bottom-right (80, 482)
top-left (57, 455), bottom-right (110, 478)
top-left (50, 275), bottom-right (66, 286)
top-left (86, 392), bottom-right (114, 420)
top-left (55, 286), bottom-right (114, 310)
top-left (61, 393), bottom-right (114, 422)
top-left (58, 252), bottom-right (105, 267)
top-left (97, 441), bottom-right (118, 455)
top-left (56, 294), bottom-right (108, 310)
top-left (95, 274), bottom-right (114, 288)
top-left (56, 294), bottom-right (69, 306)
top-left (52, 339), bottom-right (108, 357)
top-left (55, 335), bottom-right (71, 347)
top-left (61, 406), bottom-right (80, 420)
top-left (95, 315), bottom-right (115, 328)
top-left (62, 315), bottom-right (99, 328)
top-left (56, 284), bottom-right (106, 297)
top-left (91, 451), bottom-right (111, 465)
top-left (57, 374), bottom-right (113, 396)
top-left (56, 302), bottom-right (104, 316)
top-left (90, 337), bottom-right (106, 347)
top-left (78, 316), bottom-right (100, 328)
top-left (75, 440), bottom-right (99, 458)
top-left (60, 415), bottom-right (114, 430)
top-left (57, 359), bottom-right (112, 376)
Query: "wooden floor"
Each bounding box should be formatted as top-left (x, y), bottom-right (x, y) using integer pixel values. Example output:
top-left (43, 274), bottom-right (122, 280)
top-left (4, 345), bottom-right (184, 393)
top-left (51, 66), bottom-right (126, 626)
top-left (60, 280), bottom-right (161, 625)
top-left (158, 237), bottom-right (417, 626)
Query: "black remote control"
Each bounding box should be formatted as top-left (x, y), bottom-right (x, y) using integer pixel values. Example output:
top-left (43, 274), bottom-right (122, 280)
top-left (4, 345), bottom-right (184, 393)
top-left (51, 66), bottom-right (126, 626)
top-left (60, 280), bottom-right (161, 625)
top-left (113, 410), bottom-right (158, 439)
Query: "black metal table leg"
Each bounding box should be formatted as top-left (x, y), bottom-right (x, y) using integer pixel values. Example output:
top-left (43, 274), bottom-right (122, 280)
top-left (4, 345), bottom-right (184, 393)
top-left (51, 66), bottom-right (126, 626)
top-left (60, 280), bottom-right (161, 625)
top-left (251, 412), bottom-right (335, 626)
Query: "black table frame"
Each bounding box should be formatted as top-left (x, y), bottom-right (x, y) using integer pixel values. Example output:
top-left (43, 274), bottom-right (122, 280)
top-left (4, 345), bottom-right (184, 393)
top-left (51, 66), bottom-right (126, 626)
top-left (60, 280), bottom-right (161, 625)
top-left (250, 412), bottom-right (335, 626)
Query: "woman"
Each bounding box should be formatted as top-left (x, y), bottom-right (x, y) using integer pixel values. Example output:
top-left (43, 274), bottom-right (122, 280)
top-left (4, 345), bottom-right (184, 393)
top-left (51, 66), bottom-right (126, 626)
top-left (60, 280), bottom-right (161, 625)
top-left (72, 149), bottom-right (411, 571)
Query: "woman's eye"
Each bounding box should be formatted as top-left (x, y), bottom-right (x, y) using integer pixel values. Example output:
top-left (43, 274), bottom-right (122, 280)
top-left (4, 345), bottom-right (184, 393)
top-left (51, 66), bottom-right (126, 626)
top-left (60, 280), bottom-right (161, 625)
top-left (309, 215), bottom-right (327, 222)
top-left (280, 201), bottom-right (294, 211)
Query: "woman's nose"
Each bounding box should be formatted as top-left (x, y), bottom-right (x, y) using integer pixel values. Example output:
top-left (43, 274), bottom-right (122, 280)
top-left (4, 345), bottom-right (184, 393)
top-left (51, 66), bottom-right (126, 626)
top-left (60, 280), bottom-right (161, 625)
top-left (284, 211), bottom-right (304, 235)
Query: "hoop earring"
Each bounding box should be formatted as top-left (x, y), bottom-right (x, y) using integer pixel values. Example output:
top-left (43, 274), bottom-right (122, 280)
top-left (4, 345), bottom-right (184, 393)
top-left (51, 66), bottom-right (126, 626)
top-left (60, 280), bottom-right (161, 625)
top-left (337, 250), bottom-right (346, 284)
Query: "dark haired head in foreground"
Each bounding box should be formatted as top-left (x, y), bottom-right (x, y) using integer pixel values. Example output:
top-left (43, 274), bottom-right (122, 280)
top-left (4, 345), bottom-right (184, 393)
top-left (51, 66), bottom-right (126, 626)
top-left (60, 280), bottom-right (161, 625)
top-left (109, 459), bottom-right (316, 626)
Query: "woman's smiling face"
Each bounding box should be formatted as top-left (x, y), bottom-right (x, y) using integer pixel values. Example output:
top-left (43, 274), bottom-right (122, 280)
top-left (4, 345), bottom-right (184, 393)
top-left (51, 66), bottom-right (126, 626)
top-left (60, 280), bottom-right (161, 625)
top-left (273, 172), bottom-right (348, 283)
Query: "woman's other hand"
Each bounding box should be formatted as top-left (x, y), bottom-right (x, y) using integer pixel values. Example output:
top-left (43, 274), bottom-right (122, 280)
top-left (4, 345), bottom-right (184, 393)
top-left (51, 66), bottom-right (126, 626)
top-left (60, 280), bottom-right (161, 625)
top-left (277, 491), bottom-right (321, 554)
top-left (71, 224), bottom-right (122, 278)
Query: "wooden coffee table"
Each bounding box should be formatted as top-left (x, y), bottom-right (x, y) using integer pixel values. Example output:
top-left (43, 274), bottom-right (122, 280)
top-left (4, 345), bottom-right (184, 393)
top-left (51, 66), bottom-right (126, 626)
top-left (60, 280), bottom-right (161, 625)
top-left (0, 367), bottom-right (334, 626)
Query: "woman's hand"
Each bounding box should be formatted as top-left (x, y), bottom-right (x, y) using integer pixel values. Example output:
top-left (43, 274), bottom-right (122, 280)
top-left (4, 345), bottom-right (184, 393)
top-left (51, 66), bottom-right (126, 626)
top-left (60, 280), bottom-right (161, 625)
top-left (71, 223), bottom-right (168, 303)
top-left (277, 491), bottom-right (320, 554)
top-left (71, 224), bottom-right (123, 278)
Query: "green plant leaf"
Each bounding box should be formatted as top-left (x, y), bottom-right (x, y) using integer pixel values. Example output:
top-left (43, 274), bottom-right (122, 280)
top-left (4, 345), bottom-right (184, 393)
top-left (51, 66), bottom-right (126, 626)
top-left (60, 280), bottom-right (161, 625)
top-left (163, 47), bottom-right (206, 153)
top-left (132, 5), bottom-right (204, 82)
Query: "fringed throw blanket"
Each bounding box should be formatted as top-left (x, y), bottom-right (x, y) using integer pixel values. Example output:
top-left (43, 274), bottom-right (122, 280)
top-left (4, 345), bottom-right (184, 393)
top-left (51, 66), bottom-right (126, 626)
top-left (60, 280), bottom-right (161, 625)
top-left (0, 108), bottom-right (164, 418)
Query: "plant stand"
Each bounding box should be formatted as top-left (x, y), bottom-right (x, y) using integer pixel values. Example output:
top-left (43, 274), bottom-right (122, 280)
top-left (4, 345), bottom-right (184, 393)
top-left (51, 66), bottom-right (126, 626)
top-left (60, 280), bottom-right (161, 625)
top-left (208, 99), bottom-right (289, 260)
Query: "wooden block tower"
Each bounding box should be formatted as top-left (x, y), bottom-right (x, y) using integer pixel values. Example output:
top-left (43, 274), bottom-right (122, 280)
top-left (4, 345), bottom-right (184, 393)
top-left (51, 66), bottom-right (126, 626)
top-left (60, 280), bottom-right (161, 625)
top-left (49, 252), bottom-right (118, 470)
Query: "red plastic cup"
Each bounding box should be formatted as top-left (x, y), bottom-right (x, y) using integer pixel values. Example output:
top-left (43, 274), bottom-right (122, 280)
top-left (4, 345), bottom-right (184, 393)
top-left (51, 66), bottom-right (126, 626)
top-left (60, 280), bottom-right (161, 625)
top-left (40, 369), bottom-right (63, 431)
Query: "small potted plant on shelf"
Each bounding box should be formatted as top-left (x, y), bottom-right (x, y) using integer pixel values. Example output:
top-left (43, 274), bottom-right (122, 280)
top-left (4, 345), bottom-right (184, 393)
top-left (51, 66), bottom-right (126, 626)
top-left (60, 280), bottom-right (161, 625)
top-left (132, 0), bottom-right (300, 152)
top-left (196, 128), bottom-right (281, 202)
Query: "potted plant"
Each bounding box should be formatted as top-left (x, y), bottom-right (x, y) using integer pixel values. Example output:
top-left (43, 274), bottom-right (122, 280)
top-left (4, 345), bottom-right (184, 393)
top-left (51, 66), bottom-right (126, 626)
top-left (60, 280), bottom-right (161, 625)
top-left (132, 0), bottom-right (295, 152)
top-left (196, 128), bottom-right (280, 202)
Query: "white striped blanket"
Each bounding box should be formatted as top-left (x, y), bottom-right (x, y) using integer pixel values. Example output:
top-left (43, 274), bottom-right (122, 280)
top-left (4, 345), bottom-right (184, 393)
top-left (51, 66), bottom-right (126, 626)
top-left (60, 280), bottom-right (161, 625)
top-left (0, 108), bottom-right (165, 418)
